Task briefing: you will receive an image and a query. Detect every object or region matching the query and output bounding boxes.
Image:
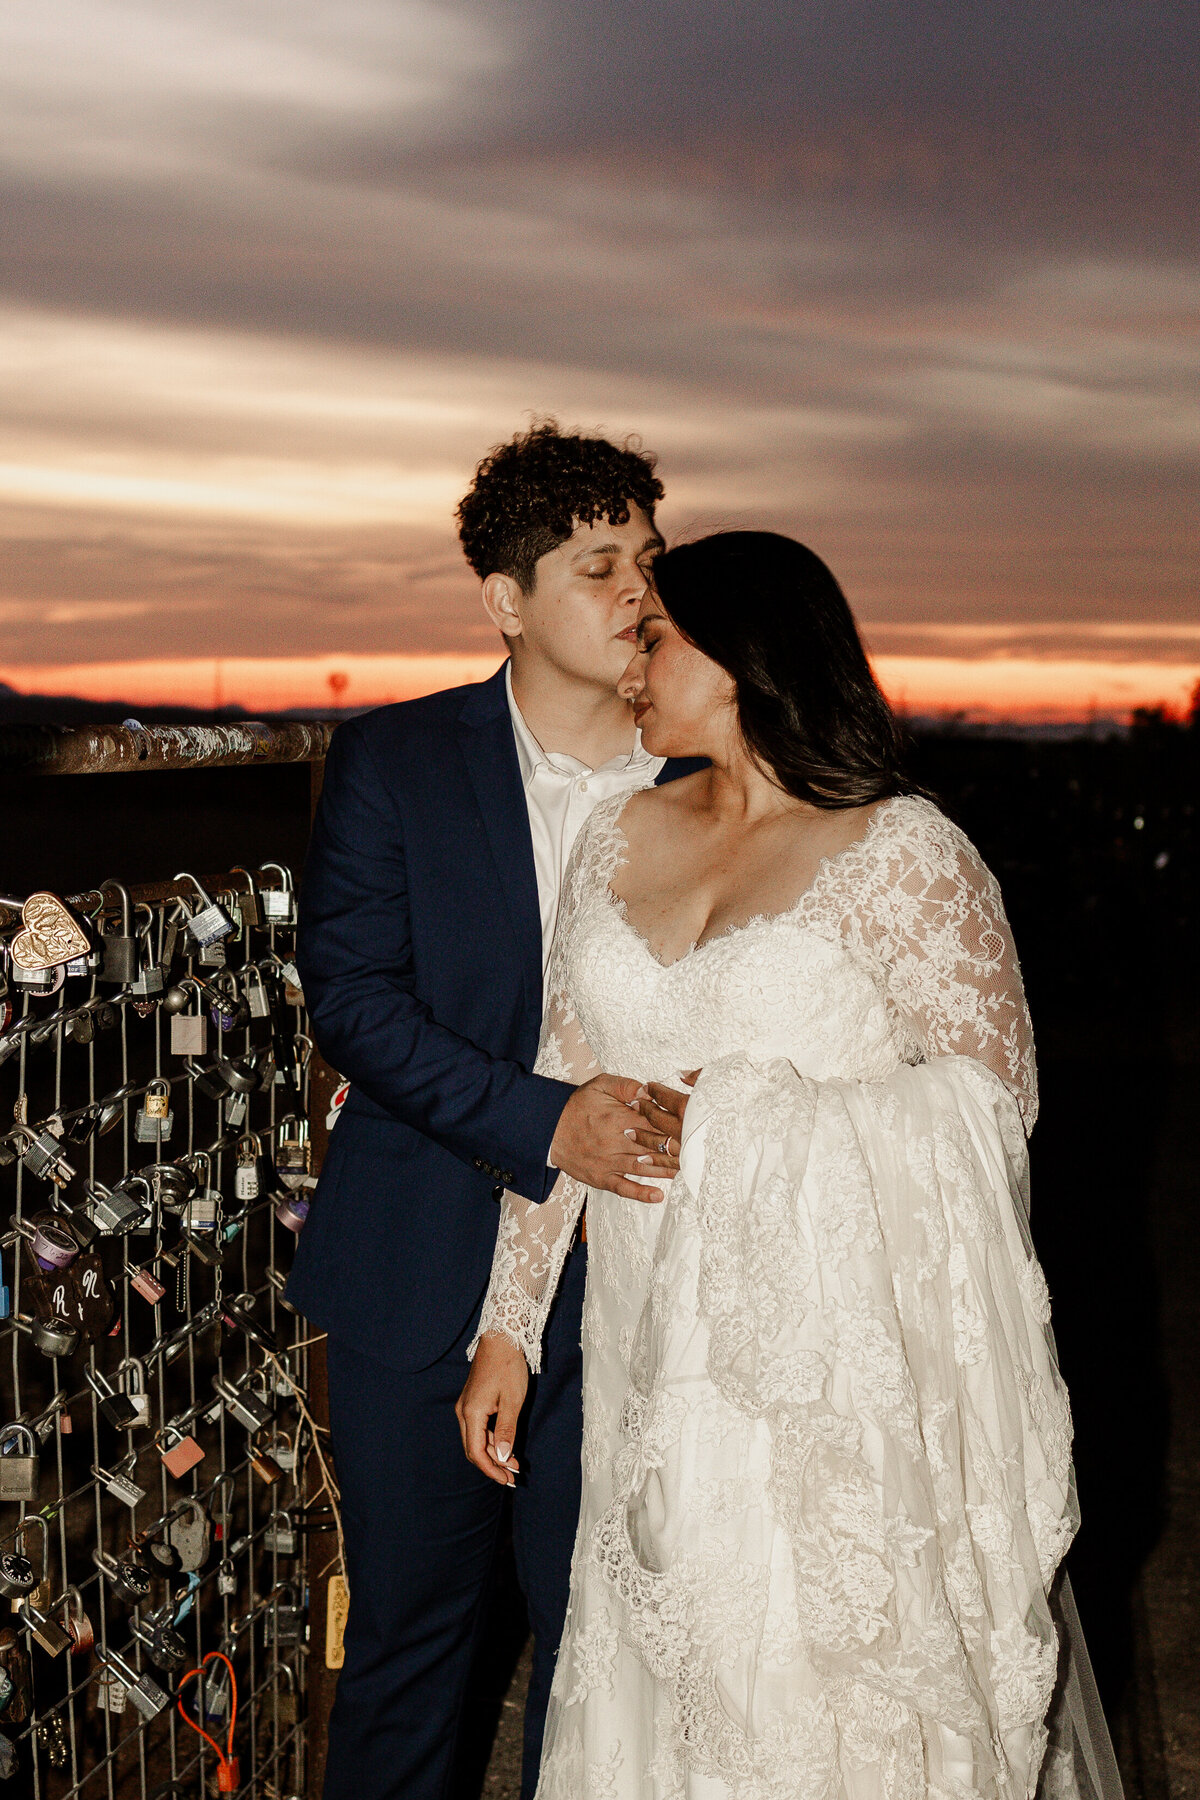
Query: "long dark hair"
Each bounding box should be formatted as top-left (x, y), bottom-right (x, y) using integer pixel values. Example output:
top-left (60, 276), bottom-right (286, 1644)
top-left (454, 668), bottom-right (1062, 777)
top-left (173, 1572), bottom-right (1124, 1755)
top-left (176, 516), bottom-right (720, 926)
top-left (652, 531), bottom-right (911, 809)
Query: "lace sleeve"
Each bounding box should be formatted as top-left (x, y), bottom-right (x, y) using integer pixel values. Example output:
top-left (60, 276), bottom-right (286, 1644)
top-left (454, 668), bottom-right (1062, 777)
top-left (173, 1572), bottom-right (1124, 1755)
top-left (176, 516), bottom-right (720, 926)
top-left (858, 797), bottom-right (1039, 1131)
top-left (469, 813), bottom-right (607, 1371)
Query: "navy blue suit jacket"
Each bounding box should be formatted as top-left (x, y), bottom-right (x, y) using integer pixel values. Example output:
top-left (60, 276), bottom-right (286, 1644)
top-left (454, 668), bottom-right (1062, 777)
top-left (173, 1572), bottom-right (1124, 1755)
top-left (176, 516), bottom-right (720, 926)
top-left (286, 664), bottom-right (702, 1372)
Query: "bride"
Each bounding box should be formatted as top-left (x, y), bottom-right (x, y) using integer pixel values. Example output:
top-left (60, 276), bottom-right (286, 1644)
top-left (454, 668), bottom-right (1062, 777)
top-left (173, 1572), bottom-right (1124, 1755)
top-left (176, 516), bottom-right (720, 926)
top-left (457, 532), bottom-right (1119, 1800)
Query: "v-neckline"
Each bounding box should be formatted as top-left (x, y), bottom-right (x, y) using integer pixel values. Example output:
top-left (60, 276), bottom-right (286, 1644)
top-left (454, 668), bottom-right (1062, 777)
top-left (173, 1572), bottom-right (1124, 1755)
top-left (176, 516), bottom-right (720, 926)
top-left (602, 794), bottom-right (901, 972)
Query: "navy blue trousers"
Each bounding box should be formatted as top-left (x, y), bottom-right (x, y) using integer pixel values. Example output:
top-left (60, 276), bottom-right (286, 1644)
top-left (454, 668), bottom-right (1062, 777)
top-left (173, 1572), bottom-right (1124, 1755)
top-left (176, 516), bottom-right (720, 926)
top-left (323, 1244), bottom-right (585, 1800)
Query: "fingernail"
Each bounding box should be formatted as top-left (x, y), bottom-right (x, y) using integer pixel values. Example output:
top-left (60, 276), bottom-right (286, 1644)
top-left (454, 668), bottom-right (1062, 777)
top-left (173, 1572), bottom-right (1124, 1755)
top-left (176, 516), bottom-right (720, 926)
top-left (496, 1441), bottom-right (511, 1464)
top-left (624, 1127), bottom-right (637, 1139)
top-left (636, 1086), bottom-right (649, 1098)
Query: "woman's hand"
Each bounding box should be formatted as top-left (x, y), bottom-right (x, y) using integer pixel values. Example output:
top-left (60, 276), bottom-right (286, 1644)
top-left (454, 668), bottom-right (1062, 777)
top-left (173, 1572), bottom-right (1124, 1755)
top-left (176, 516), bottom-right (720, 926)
top-left (635, 1070), bottom-right (700, 1159)
top-left (456, 1333), bottom-right (530, 1487)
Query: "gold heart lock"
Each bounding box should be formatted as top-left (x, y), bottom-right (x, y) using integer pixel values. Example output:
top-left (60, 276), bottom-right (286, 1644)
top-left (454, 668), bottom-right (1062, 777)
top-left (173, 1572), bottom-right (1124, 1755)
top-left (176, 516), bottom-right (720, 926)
top-left (9, 892), bottom-right (91, 972)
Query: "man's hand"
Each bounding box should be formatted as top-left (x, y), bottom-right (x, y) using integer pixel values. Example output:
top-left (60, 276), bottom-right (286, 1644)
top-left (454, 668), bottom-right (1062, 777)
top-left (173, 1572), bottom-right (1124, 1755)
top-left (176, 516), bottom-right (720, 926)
top-left (551, 1074), bottom-right (678, 1203)
top-left (635, 1070), bottom-right (700, 1160)
top-left (456, 1333), bottom-right (529, 1487)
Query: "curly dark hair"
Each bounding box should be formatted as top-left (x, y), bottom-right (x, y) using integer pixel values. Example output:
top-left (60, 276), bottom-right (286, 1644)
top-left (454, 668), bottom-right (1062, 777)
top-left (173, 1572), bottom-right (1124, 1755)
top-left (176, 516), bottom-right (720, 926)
top-left (456, 419), bottom-right (664, 590)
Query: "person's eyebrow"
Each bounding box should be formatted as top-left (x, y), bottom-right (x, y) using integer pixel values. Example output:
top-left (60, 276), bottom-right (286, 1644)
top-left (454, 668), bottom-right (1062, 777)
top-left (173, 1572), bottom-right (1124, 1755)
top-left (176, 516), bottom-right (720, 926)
top-left (571, 541), bottom-right (620, 562)
top-left (639, 533), bottom-right (665, 556)
top-left (636, 609), bottom-right (665, 644)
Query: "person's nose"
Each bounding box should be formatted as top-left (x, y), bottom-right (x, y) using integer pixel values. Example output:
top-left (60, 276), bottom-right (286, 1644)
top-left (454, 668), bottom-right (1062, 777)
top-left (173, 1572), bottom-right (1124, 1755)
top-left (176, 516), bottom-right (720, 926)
top-left (616, 559), bottom-right (649, 606)
top-left (617, 650), bottom-right (645, 700)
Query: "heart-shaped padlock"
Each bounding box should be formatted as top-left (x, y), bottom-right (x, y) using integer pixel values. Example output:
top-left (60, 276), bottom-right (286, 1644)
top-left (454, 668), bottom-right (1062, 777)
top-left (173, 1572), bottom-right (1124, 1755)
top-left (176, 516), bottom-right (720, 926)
top-left (8, 894), bottom-right (90, 973)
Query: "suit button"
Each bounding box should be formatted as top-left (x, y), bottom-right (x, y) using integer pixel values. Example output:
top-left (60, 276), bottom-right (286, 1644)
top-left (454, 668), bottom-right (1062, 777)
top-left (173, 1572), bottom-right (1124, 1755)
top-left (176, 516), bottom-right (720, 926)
top-left (492, 1185), bottom-right (504, 1202)
top-left (502, 1171), bottom-right (514, 1186)
top-left (472, 1158), bottom-right (483, 1170)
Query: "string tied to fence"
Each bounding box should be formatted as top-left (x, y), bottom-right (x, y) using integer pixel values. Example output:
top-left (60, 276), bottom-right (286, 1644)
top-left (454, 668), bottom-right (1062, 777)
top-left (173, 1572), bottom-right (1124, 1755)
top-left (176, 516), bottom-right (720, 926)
top-left (177, 1649), bottom-right (240, 1792)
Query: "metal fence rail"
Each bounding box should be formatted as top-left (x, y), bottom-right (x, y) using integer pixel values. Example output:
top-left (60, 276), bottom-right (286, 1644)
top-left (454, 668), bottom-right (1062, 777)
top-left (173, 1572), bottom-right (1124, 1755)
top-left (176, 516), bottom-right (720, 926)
top-left (0, 786), bottom-right (337, 1795)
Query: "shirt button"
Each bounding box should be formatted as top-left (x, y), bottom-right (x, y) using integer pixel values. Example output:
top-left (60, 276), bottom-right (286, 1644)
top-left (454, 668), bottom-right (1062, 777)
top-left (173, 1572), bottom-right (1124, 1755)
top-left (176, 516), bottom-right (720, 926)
top-left (578, 780), bottom-right (589, 793)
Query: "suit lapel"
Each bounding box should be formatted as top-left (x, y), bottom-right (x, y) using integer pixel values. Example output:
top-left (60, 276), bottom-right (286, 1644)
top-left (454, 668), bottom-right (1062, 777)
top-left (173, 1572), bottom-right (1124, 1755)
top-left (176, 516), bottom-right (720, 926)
top-left (456, 668), bottom-right (543, 1025)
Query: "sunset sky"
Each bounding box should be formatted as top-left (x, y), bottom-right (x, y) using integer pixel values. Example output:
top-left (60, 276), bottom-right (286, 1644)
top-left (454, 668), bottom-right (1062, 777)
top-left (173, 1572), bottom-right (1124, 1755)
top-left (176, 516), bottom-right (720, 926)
top-left (1, 1), bottom-right (1196, 720)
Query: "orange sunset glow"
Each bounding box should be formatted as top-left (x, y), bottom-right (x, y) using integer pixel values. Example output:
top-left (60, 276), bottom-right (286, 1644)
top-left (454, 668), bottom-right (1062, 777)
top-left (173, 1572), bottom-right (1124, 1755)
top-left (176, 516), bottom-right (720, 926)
top-left (0, 6), bottom-right (1195, 723)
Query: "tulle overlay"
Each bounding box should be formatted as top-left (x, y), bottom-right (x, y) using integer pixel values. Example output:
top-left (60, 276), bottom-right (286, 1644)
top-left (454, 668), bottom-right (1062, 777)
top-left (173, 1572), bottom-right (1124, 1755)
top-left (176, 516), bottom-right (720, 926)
top-left (473, 792), bottom-right (1120, 1800)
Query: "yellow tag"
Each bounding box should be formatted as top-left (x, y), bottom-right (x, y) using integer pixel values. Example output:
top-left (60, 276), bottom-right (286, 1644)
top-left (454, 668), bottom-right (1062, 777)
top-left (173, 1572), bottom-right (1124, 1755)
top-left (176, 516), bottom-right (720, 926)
top-left (325, 1574), bottom-right (349, 1670)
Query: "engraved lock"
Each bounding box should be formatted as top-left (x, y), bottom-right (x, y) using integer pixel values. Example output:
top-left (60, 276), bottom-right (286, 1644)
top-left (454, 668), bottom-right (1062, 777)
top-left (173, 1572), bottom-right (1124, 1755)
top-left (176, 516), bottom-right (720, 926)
top-left (229, 866), bottom-right (262, 930)
top-left (116, 1357), bottom-right (152, 1427)
top-left (129, 907), bottom-right (164, 997)
top-left (0, 1425), bottom-right (41, 1504)
top-left (98, 880), bottom-right (138, 986)
top-left (100, 1647), bottom-right (170, 1720)
top-left (17, 1125), bottom-right (76, 1189)
top-left (135, 1078), bottom-right (173, 1145)
top-left (84, 1367), bottom-right (141, 1431)
top-left (92, 1547), bottom-right (152, 1606)
top-left (212, 1374), bottom-right (273, 1435)
top-left (91, 1458), bottom-right (146, 1507)
top-left (264, 1510), bottom-right (296, 1556)
top-left (235, 1133), bottom-right (263, 1201)
top-left (176, 872), bottom-right (235, 949)
top-left (158, 1421), bottom-right (205, 1480)
top-left (242, 963), bottom-right (270, 1019)
top-left (26, 1214), bottom-right (79, 1274)
top-left (259, 862), bottom-right (296, 925)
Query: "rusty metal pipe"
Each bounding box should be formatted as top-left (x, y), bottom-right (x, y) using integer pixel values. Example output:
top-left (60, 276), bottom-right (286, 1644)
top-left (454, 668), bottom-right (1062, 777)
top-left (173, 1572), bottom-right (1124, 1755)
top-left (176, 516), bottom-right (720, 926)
top-left (0, 719), bottom-right (336, 776)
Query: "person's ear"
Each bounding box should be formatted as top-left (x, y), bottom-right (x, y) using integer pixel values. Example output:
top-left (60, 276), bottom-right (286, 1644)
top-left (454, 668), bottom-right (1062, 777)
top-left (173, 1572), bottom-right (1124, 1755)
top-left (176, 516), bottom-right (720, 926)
top-left (481, 573), bottom-right (525, 641)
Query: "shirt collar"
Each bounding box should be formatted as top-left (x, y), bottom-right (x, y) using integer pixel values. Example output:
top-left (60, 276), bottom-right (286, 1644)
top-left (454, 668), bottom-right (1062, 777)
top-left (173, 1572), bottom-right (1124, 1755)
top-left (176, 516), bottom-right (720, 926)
top-left (505, 660), bottom-right (660, 787)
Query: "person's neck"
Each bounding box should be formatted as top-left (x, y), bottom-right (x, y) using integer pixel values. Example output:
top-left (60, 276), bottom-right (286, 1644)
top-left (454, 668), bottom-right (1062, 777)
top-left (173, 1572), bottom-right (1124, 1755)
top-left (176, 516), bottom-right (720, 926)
top-left (699, 741), bottom-right (802, 823)
top-left (509, 655), bottom-right (638, 768)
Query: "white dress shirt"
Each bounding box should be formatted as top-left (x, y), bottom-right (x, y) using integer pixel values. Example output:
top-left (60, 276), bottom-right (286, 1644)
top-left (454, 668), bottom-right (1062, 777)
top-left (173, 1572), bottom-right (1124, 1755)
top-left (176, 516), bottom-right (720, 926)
top-left (506, 662), bottom-right (664, 996)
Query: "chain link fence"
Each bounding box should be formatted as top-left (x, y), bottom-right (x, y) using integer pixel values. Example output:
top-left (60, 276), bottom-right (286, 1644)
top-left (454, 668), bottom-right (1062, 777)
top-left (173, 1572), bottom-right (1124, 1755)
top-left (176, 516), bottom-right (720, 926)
top-left (0, 722), bottom-right (340, 1798)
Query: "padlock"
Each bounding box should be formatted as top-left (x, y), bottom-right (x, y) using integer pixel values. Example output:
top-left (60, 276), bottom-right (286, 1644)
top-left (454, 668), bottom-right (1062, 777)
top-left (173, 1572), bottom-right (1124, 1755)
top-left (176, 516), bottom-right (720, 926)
top-left (14, 1311), bottom-right (79, 1358)
top-left (26, 1215), bottom-right (79, 1274)
top-left (263, 1583), bottom-right (303, 1646)
top-left (16, 1597), bottom-right (71, 1658)
top-left (224, 1090), bottom-right (249, 1129)
top-left (84, 1178), bottom-right (150, 1235)
top-left (18, 1126), bottom-right (75, 1188)
top-left (98, 880), bottom-right (138, 986)
top-left (129, 906), bottom-right (165, 997)
top-left (217, 1557), bottom-right (238, 1597)
top-left (14, 1517), bottom-right (51, 1613)
top-left (264, 1510), bottom-right (296, 1555)
top-left (260, 862), bottom-right (296, 924)
top-left (265, 1430), bottom-right (298, 1474)
top-left (143, 1160), bottom-right (194, 1213)
top-left (64, 1249), bottom-right (115, 1342)
top-left (0, 1424), bottom-right (40, 1503)
top-left (99, 1647), bottom-right (170, 1720)
top-left (85, 1368), bottom-right (141, 1431)
top-left (130, 1265), bottom-right (167, 1305)
top-left (229, 866), bottom-right (262, 930)
top-left (92, 1547), bottom-right (152, 1606)
top-left (203, 1655), bottom-right (233, 1719)
top-left (234, 1132), bottom-right (264, 1200)
top-left (176, 872), bottom-right (236, 948)
top-left (96, 1667), bottom-right (128, 1714)
top-left (158, 1421), bottom-right (205, 1479)
top-left (60, 1588), bottom-right (94, 1657)
top-left (213, 1375), bottom-right (273, 1435)
top-left (275, 1192), bottom-right (310, 1234)
top-left (207, 969), bottom-right (244, 1034)
top-left (242, 963), bottom-right (270, 1019)
top-left (170, 1009), bottom-right (208, 1056)
top-left (91, 1460), bottom-right (146, 1508)
top-left (249, 1446), bottom-right (284, 1486)
top-left (274, 1116), bottom-right (311, 1176)
top-left (131, 1613), bottom-right (189, 1672)
top-left (116, 1357), bottom-right (152, 1427)
top-left (135, 1078), bottom-right (174, 1145)
top-left (220, 1292), bottom-right (276, 1352)
top-left (0, 1555), bottom-right (35, 1599)
top-left (166, 1497), bottom-right (212, 1573)
top-left (0, 1663), bottom-right (11, 1714)
top-left (0, 1731), bottom-right (16, 1780)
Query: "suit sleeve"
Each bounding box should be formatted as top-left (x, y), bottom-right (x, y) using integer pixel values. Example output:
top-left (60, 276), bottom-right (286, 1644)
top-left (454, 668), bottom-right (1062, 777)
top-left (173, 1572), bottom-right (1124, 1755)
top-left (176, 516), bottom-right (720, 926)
top-left (296, 719), bottom-right (573, 1203)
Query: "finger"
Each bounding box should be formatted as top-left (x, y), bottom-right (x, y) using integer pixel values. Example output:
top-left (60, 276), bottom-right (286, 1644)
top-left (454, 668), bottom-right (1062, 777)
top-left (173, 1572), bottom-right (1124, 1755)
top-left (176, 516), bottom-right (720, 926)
top-left (645, 1082), bottom-right (689, 1116)
top-left (624, 1126), bottom-right (679, 1155)
top-left (636, 1100), bottom-right (679, 1136)
top-left (463, 1398), bottom-right (510, 1484)
top-left (611, 1177), bottom-right (665, 1203)
top-left (682, 1069), bottom-right (701, 1086)
top-left (486, 1427), bottom-right (520, 1480)
top-left (625, 1151), bottom-right (677, 1174)
top-left (493, 1399), bottom-right (522, 1474)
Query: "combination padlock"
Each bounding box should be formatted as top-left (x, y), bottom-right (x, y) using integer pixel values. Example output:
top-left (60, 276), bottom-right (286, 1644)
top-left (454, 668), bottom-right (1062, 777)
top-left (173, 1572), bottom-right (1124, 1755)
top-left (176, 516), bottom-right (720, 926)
top-left (260, 862), bottom-right (296, 925)
top-left (92, 1548), bottom-right (152, 1606)
top-left (0, 1424), bottom-right (40, 1503)
top-left (135, 1079), bottom-right (173, 1144)
top-left (97, 881), bottom-right (138, 986)
top-left (91, 1459), bottom-right (146, 1508)
top-left (131, 1612), bottom-right (189, 1673)
top-left (12, 1311), bottom-right (79, 1359)
top-left (98, 1647), bottom-right (171, 1720)
top-left (0, 1555), bottom-right (35, 1600)
top-left (207, 970), bottom-right (245, 1034)
top-left (235, 1133), bottom-right (265, 1201)
top-left (176, 872), bottom-right (235, 949)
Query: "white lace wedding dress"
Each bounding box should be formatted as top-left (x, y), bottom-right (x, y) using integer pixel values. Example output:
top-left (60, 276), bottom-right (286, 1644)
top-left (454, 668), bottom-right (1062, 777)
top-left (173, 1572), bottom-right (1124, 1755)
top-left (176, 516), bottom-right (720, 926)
top-left (474, 792), bottom-right (1121, 1800)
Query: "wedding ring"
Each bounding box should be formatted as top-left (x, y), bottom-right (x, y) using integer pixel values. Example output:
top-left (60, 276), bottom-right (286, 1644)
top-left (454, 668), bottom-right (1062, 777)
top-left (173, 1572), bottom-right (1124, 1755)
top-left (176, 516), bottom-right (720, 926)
top-left (658, 1138), bottom-right (670, 1155)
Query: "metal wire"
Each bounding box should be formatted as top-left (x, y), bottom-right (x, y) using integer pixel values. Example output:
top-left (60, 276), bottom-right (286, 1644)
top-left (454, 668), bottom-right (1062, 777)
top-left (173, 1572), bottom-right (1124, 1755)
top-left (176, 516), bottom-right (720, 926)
top-left (0, 868), bottom-right (323, 1798)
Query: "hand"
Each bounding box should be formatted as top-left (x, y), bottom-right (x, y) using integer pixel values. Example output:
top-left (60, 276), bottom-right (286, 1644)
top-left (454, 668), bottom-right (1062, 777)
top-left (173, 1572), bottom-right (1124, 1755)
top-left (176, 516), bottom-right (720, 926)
top-left (636, 1071), bottom-right (700, 1160)
top-left (456, 1333), bottom-right (529, 1488)
top-left (550, 1074), bottom-right (678, 1203)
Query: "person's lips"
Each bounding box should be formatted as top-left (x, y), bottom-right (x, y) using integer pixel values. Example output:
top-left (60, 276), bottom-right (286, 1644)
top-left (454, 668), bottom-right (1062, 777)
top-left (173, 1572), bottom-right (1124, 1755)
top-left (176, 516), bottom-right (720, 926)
top-left (633, 702), bottom-right (651, 725)
top-left (616, 625), bottom-right (639, 643)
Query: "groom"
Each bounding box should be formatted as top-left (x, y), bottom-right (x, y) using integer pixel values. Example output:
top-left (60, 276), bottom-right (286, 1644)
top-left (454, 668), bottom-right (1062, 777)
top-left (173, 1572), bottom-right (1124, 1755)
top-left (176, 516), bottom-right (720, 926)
top-left (288, 421), bottom-right (701, 1800)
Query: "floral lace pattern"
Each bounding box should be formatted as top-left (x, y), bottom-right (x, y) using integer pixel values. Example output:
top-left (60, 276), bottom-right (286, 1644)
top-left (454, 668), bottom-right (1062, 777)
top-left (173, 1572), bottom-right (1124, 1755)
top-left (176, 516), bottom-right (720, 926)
top-left (473, 792), bottom-right (1086, 1800)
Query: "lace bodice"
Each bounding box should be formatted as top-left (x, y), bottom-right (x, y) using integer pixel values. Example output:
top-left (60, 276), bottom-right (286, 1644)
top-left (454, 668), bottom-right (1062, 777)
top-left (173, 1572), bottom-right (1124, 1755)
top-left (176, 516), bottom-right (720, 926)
top-left (475, 789), bottom-right (1037, 1368)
